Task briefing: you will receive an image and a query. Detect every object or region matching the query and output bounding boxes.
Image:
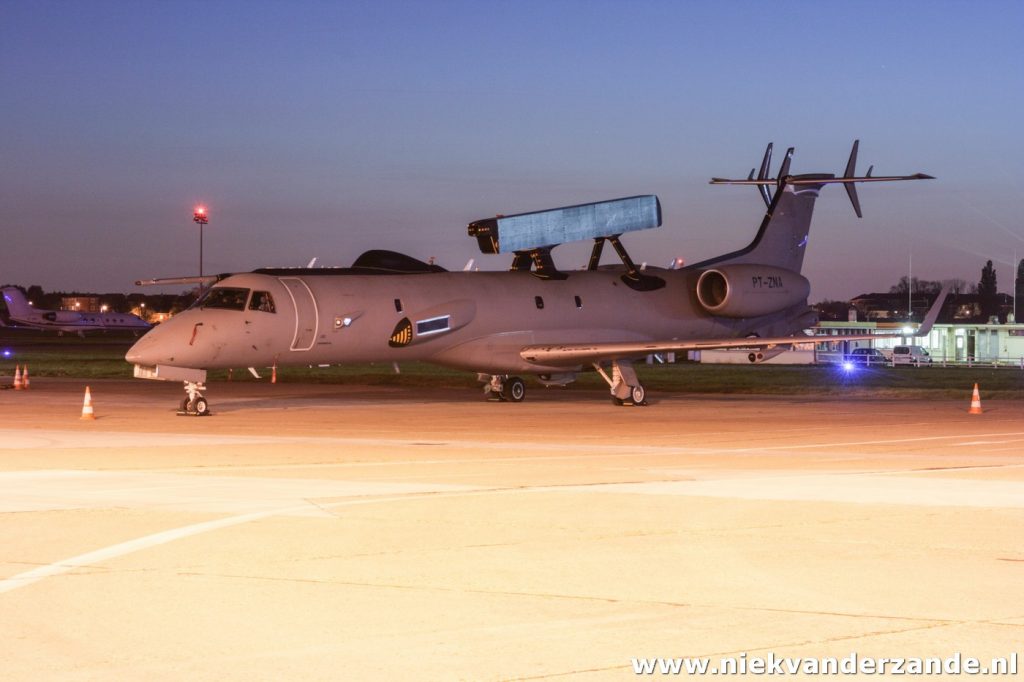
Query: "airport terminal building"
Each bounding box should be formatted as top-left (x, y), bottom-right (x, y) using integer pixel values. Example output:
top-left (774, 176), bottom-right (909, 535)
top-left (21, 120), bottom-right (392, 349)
top-left (815, 320), bottom-right (1024, 365)
top-left (697, 321), bottom-right (1024, 366)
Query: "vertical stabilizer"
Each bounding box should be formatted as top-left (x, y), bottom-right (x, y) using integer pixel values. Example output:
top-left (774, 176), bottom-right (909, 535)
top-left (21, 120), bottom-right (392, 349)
top-left (704, 143), bottom-right (933, 274)
top-left (1, 288), bottom-right (33, 318)
top-left (694, 175), bottom-right (831, 274)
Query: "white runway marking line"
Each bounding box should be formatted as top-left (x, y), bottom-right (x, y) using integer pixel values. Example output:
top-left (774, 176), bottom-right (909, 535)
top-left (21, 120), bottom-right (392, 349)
top-left (9, 428), bottom-right (1024, 461)
top-left (954, 438), bottom-right (1024, 446)
top-left (0, 470), bottom-right (477, 514)
top-left (2, 463), bottom-right (1022, 595)
top-left (729, 431), bottom-right (1024, 452)
top-left (557, 473), bottom-right (1024, 509)
top-left (0, 489), bottom-right (491, 595)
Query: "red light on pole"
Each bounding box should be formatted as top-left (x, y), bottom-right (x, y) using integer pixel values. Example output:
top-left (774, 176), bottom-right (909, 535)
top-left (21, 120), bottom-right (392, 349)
top-left (193, 206), bottom-right (209, 296)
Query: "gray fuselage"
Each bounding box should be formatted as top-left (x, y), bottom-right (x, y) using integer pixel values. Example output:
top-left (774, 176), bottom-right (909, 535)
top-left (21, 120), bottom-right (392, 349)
top-left (125, 266), bottom-right (790, 376)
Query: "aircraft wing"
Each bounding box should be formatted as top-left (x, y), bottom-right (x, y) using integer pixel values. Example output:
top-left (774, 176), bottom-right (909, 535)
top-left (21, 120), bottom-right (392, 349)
top-left (521, 333), bottom-right (837, 365)
top-left (522, 284), bottom-right (950, 366)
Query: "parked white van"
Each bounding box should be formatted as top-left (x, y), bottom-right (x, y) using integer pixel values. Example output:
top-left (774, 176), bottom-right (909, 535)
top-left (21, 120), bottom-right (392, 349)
top-left (892, 345), bottom-right (933, 366)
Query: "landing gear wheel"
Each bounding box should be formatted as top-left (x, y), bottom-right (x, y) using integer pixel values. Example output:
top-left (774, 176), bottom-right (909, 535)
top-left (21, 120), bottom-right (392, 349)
top-left (630, 384), bottom-right (647, 406)
top-left (189, 396), bottom-right (210, 416)
top-left (611, 396), bottom-right (624, 406)
top-left (507, 377), bottom-right (526, 402)
top-left (179, 380), bottom-right (211, 416)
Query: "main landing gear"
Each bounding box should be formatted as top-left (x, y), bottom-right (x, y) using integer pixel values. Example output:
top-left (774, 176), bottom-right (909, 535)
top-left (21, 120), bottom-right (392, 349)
top-left (593, 359), bottom-right (648, 407)
top-left (178, 380), bottom-right (211, 416)
top-left (482, 374), bottom-right (526, 402)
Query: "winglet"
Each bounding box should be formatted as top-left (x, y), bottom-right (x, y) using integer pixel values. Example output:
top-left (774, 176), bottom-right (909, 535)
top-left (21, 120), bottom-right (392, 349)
top-left (916, 283), bottom-right (951, 336)
top-left (843, 140), bottom-right (863, 218)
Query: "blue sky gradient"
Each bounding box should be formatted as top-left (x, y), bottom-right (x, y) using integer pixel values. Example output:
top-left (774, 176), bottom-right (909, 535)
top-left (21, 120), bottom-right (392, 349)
top-left (3, 0), bottom-right (1022, 299)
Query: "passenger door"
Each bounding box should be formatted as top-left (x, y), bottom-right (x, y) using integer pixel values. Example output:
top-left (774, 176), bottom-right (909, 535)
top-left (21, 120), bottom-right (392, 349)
top-left (279, 277), bottom-right (319, 351)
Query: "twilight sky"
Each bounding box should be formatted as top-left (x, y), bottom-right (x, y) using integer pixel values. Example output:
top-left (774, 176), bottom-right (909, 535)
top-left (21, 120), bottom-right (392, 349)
top-left (2, 0), bottom-right (1022, 300)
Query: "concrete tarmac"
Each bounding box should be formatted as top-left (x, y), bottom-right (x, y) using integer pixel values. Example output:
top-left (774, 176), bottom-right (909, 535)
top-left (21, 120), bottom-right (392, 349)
top-left (1, 378), bottom-right (1022, 680)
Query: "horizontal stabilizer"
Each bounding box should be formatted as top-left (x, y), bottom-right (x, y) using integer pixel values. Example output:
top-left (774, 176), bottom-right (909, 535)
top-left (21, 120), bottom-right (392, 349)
top-left (467, 195), bottom-right (661, 254)
top-left (710, 141), bottom-right (933, 218)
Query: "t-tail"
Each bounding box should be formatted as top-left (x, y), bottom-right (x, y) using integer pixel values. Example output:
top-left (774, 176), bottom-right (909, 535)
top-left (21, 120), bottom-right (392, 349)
top-left (699, 140), bottom-right (933, 274)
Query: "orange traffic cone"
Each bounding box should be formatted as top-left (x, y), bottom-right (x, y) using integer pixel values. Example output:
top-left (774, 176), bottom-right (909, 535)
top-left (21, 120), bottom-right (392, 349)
top-left (271, 364), bottom-right (277, 384)
top-left (21, 364), bottom-right (29, 390)
top-left (80, 386), bottom-right (95, 420)
top-left (13, 365), bottom-right (23, 390)
top-left (968, 383), bottom-right (983, 415)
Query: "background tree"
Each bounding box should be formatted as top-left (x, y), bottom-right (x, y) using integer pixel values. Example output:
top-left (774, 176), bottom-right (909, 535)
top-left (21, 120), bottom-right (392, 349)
top-left (25, 285), bottom-right (45, 303)
top-left (1016, 259), bottom-right (1024, 319)
top-left (978, 260), bottom-right (998, 320)
top-left (888, 276), bottom-right (942, 296)
top-left (942, 278), bottom-right (969, 295)
top-left (812, 300), bottom-right (855, 321)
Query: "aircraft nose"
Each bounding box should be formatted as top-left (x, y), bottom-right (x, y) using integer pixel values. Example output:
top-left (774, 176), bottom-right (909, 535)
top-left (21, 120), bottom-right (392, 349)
top-left (125, 328), bottom-right (163, 365)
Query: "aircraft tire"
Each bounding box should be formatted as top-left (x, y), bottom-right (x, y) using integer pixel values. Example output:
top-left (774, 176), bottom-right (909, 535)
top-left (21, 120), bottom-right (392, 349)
top-left (507, 377), bottom-right (526, 402)
top-left (630, 385), bottom-right (647, 406)
top-left (189, 397), bottom-right (210, 416)
top-left (611, 396), bottom-right (624, 406)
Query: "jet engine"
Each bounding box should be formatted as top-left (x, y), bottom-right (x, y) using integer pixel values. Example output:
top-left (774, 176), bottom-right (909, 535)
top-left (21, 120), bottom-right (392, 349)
top-left (696, 264), bottom-right (810, 318)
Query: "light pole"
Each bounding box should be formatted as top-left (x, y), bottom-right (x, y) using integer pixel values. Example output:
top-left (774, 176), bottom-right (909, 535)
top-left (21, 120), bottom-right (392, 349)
top-left (193, 206), bottom-right (209, 297)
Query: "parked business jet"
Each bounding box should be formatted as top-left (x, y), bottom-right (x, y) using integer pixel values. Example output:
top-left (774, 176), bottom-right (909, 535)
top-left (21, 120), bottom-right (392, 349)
top-left (2, 287), bottom-right (151, 335)
top-left (127, 142), bottom-right (939, 414)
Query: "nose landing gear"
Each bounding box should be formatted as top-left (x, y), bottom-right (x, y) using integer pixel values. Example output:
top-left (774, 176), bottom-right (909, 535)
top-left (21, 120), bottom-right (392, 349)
top-left (178, 381), bottom-right (211, 416)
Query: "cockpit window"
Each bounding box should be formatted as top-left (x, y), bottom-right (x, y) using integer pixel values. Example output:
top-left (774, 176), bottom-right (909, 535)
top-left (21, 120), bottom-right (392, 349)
top-left (249, 291), bottom-right (276, 313)
top-left (200, 287), bottom-right (250, 311)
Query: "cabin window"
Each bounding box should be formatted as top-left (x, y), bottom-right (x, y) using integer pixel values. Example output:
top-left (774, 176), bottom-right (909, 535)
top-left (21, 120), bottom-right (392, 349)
top-left (394, 298), bottom-right (403, 313)
top-left (574, 295), bottom-right (582, 309)
top-left (200, 287), bottom-right (250, 311)
top-left (248, 291), bottom-right (276, 313)
top-left (415, 315), bottom-right (450, 336)
top-left (535, 296), bottom-right (544, 309)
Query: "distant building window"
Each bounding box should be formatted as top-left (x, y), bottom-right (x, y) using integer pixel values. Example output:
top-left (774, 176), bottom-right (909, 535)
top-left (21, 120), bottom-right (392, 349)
top-left (535, 296), bottom-right (544, 309)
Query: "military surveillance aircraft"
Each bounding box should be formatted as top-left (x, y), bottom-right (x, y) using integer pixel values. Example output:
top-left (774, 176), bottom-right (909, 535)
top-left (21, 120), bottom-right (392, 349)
top-left (1, 287), bottom-right (151, 335)
top-left (127, 142), bottom-right (938, 415)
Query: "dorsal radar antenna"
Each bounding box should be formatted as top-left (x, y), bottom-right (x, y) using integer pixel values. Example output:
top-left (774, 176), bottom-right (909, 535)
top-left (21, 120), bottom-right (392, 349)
top-left (709, 140), bottom-right (934, 217)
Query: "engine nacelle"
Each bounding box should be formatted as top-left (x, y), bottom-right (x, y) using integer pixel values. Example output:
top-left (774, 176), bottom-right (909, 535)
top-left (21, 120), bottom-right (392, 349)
top-left (696, 264), bottom-right (810, 318)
